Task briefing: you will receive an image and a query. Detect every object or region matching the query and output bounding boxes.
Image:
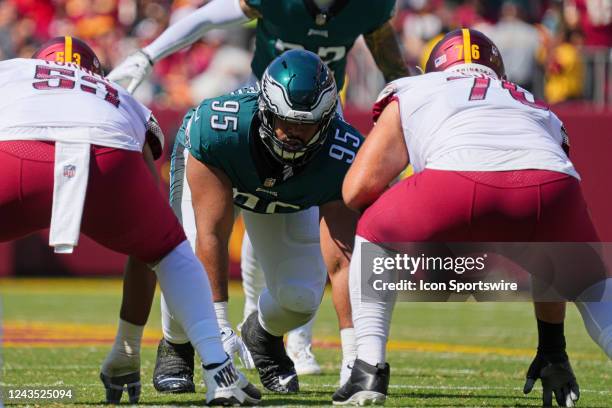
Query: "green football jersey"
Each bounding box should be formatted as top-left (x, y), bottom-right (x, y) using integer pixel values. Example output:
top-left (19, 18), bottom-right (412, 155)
top-left (245, 0), bottom-right (396, 89)
top-left (174, 88), bottom-right (363, 214)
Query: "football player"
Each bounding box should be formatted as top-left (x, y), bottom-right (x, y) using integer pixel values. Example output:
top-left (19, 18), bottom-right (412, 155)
top-left (335, 28), bottom-right (611, 406)
top-left (105, 0), bottom-right (409, 389)
top-left (156, 49), bottom-right (360, 393)
top-left (0, 36), bottom-right (261, 406)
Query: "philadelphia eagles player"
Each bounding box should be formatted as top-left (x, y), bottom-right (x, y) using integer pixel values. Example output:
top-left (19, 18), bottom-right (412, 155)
top-left (161, 49), bottom-right (359, 394)
top-left (104, 0), bottom-right (410, 393)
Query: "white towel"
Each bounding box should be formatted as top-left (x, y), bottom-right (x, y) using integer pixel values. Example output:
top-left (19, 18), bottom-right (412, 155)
top-left (49, 142), bottom-right (91, 254)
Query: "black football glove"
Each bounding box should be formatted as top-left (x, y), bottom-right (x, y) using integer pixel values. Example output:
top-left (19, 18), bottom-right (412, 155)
top-left (523, 353), bottom-right (580, 407)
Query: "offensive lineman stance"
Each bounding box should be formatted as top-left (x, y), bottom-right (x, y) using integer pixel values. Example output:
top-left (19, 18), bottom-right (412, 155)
top-left (106, 0), bottom-right (409, 383)
top-left (335, 29), bottom-right (612, 406)
top-left (155, 50), bottom-right (360, 393)
top-left (0, 36), bottom-right (260, 406)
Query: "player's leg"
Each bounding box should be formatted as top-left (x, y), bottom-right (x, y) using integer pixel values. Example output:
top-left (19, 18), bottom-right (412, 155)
top-left (241, 208), bottom-right (321, 376)
top-left (154, 141), bottom-right (200, 393)
top-left (240, 208), bottom-right (327, 393)
top-left (240, 231), bottom-right (265, 324)
top-left (332, 235), bottom-right (393, 406)
top-left (100, 145), bottom-right (160, 402)
top-left (99, 257), bottom-right (156, 403)
top-left (0, 141), bottom-right (55, 242)
top-left (533, 173), bottom-right (612, 359)
top-left (82, 146), bottom-right (260, 405)
top-left (334, 170), bottom-right (477, 405)
top-left (326, 241), bottom-right (357, 386)
top-left (283, 209), bottom-right (322, 376)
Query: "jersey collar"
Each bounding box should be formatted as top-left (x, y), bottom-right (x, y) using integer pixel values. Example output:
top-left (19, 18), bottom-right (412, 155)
top-left (302, 0), bottom-right (350, 26)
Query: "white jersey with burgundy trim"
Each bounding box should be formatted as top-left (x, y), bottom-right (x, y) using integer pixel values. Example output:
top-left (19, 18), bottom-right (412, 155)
top-left (379, 72), bottom-right (579, 179)
top-left (0, 58), bottom-right (151, 152)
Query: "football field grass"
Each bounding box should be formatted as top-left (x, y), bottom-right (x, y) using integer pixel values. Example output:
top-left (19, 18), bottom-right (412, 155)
top-left (1, 278), bottom-right (610, 407)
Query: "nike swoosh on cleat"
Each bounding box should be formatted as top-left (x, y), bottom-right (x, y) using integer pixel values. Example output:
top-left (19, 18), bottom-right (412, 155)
top-left (278, 374), bottom-right (296, 387)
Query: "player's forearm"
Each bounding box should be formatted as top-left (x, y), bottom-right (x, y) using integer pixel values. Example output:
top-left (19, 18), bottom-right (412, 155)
top-left (364, 22), bottom-right (411, 82)
top-left (195, 234), bottom-right (230, 302)
top-left (143, 0), bottom-right (249, 62)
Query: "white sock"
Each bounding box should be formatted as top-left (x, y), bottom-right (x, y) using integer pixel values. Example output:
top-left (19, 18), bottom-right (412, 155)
top-left (100, 319), bottom-right (143, 376)
top-left (161, 292), bottom-right (190, 344)
top-left (215, 301), bottom-right (231, 328)
top-left (152, 240), bottom-right (227, 366)
top-left (350, 236), bottom-right (396, 366)
top-left (340, 328), bottom-right (357, 363)
top-left (575, 278), bottom-right (612, 359)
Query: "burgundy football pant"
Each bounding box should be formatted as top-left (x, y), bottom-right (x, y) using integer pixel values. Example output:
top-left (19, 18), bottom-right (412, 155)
top-left (357, 169), bottom-right (599, 243)
top-left (0, 140), bottom-right (185, 263)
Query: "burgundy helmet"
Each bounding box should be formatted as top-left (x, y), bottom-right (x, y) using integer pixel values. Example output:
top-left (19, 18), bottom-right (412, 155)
top-left (32, 36), bottom-right (103, 75)
top-left (425, 28), bottom-right (505, 78)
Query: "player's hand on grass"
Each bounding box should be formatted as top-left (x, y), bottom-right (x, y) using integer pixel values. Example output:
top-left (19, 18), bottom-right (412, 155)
top-left (523, 354), bottom-right (580, 407)
top-left (106, 50), bottom-right (153, 94)
top-left (221, 326), bottom-right (255, 370)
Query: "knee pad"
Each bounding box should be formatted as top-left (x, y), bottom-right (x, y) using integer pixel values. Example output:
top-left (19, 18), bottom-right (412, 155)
top-left (276, 284), bottom-right (322, 315)
top-left (259, 289), bottom-right (314, 335)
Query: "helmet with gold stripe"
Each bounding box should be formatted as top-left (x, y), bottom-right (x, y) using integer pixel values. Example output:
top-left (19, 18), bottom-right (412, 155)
top-left (32, 36), bottom-right (103, 76)
top-left (425, 28), bottom-right (505, 79)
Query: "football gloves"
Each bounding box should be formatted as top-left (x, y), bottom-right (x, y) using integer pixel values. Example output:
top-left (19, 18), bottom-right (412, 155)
top-left (221, 326), bottom-right (255, 370)
top-left (523, 353), bottom-right (580, 407)
top-left (106, 50), bottom-right (153, 94)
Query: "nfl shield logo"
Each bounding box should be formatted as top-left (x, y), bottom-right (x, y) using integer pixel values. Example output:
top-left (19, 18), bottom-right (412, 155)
top-left (63, 164), bottom-right (76, 178)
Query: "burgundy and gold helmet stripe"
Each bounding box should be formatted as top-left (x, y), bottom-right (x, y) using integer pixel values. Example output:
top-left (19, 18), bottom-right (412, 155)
top-left (64, 36), bottom-right (73, 63)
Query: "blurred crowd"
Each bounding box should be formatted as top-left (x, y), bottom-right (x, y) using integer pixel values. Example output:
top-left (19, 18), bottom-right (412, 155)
top-left (1, 0), bottom-right (611, 110)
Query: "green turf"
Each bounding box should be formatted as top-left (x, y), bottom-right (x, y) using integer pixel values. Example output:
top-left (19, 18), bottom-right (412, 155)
top-left (1, 278), bottom-right (610, 406)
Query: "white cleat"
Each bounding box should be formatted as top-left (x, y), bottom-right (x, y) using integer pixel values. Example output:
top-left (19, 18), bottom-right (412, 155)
top-left (203, 357), bottom-right (261, 406)
top-left (287, 344), bottom-right (322, 376)
top-left (333, 390), bottom-right (386, 406)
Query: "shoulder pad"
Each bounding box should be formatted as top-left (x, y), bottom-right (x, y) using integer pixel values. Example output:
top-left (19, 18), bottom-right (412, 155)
top-left (145, 114), bottom-right (164, 160)
top-left (372, 83), bottom-right (399, 124)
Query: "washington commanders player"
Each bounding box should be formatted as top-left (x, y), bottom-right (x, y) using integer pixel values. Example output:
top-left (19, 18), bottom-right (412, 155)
top-left (335, 29), bottom-right (612, 406)
top-left (0, 36), bottom-right (260, 406)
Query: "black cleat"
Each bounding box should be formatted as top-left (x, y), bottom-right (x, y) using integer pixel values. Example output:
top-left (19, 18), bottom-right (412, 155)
top-left (240, 312), bottom-right (299, 393)
top-left (100, 371), bottom-right (141, 404)
top-left (152, 338), bottom-right (196, 393)
top-left (332, 359), bottom-right (389, 405)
